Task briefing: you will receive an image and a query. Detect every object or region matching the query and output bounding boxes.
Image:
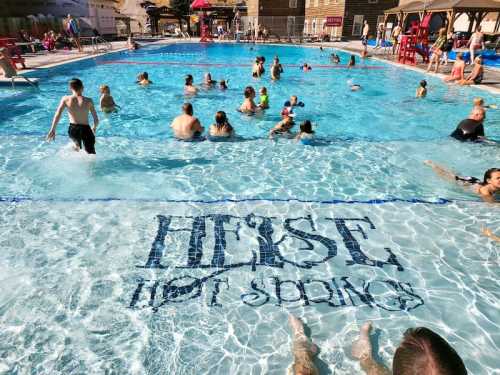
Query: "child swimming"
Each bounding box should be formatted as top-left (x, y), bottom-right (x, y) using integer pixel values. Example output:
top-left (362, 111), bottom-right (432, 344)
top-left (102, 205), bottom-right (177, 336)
top-left (259, 87), bottom-right (269, 109)
top-left (473, 97), bottom-right (497, 109)
top-left (416, 80), bottom-right (427, 98)
top-left (219, 80), bottom-right (228, 90)
top-left (137, 72), bottom-right (152, 86)
top-left (99, 85), bottom-right (119, 113)
top-left (301, 63), bottom-right (312, 71)
top-left (295, 120), bottom-right (315, 145)
top-left (269, 111), bottom-right (295, 139)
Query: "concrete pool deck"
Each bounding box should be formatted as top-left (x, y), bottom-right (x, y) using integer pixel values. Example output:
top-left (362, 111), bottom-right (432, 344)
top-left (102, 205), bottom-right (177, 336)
top-left (3, 38), bottom-right (500, 95)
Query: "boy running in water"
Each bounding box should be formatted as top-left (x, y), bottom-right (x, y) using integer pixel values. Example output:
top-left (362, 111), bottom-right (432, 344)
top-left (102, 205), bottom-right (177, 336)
top-left (46, 78), bottom-right (99, 154)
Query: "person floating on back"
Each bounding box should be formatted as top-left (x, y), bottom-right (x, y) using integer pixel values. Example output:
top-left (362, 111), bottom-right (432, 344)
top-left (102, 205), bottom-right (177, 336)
top-left (99, 85), bottom-right (119, 113)
top-left (416, 80), bottom-right (427, 98)
top-left (46, 78), bottom-right (99, 154)
top-left (171, 103), bottom-right (204, 141)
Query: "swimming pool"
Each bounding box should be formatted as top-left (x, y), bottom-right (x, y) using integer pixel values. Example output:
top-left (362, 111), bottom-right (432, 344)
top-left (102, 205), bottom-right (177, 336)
top-left (0, 42), bottom-right (498, 374)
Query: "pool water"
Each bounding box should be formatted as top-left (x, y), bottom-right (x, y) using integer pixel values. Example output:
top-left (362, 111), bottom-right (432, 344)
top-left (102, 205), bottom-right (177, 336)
top-left (0, 42), bottom-right (498, 374)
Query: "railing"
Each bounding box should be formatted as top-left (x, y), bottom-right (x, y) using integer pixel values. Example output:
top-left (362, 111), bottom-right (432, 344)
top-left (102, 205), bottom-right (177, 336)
top-left (80, 36), bottom-right (112, 53)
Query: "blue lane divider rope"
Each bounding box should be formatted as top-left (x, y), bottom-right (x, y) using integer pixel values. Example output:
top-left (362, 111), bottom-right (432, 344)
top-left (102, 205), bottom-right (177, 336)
top-left (0, 196), bottom-right (479, 205)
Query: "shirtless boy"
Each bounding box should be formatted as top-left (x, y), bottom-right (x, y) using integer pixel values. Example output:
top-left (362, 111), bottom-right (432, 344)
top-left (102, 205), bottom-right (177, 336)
top-left (46, 78), bottom-right (99, 154)
top-left (171, 103), bottom-right (204, 140)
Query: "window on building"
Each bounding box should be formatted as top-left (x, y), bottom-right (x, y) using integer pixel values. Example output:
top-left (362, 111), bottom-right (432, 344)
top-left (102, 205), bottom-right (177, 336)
top-left (304, 20), bottom-right (309, 34)
top-left (352, 15), bottom-right (364, 36)
top-left (287, 16), bottom-right (296, 36)
top-left (314, 0), bottom-right (319, 6)
top-left (305, 0), bottom-right (310, 8)
top-left (289, 0), bottom-right (297, 8)
top-left (312, 18), bottom-right (317, 35)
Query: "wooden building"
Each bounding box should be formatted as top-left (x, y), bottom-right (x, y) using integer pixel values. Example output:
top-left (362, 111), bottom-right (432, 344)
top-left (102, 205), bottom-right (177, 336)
top-left (245, 0), bottom-right (306, 37)
top-left (304, 0), bottom-right (398, 39)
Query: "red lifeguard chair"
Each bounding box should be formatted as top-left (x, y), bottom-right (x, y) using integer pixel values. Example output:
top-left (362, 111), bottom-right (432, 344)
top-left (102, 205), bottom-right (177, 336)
top-left (191, 0), bottom-right (213, 43)
top-left (398, 13), bottom-right (432, 65)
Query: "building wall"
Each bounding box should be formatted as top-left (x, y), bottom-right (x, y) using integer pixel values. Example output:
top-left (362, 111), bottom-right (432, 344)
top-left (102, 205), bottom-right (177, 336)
top-left (245, 0), bottom-right (305, 36)
top-left (343, 0), bottom-right (398, 38)
top-left (304, 0), bottom-right (346, 38)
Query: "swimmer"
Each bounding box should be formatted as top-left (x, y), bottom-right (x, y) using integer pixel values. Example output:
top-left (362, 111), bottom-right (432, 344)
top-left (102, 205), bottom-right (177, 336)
top-left (252, 56), bottom-right (265, 78)
top-left (258, 87), bottom-right (269, 109)
top-left (271, 56), bottom-right (284, 80)
top-left (184, 74), bottom-right (198, 95)
top-left (424, 160), bottom-right (500, 203)
top-left (209, 111), bottom-right (234, 138)
top-left (295, 120), bottom-right (315, 145)
top-left (204, 72), bottom-right (216, 88)
top-left (348, 55), bottom-right (356, 67)
top-left (351, 321), bottom-right (467, 375)
top-left (270, 111), bottom-right (295, 139)
top-left (301, 63), bottom-right (312, 71)
top-left (137, 71), bottom-right (152, 86)
top-left (330, 53), bottom-right (340, 64)
top-left (99, 85), bottom-right (119, 113)
top-left (319, 46), bottom-right (324, 52)
top-left (240, 86), bottom-right (260, 113)
top-left (473, 97), bottom-right (497, 110)
top-left (171, 103), bottom-right (204, 141)
top-left (46, 78), bottom-right (99, 154)
top-left (287, 315), bottom-right (319, 375)
top-left (350, 84), bottom-right (361, 91)
top-left (219, 80), bottom-right (228, 90)
top-left (416, 80), bottom-right (427, 98)
top-left (450, 106), bottom-right (487, 142)
top-left (285, 95), bottom-right (305, 108)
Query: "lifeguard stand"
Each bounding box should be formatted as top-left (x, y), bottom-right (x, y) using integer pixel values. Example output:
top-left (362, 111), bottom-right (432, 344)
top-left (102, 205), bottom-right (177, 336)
top-left (398, 13), bottom-right (432, 65)
top-left (191, 0), bottom-right (213, 43)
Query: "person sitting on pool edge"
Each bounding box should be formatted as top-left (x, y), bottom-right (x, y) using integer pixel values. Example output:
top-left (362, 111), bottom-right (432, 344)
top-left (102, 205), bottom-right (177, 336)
top-left (295, 120), bottom-right (315, 145)
top-left (46, 78), bottom-right (99, 154)
top-left (459, 56), bottom-right (484, 86)
top-left (450, 106), bottom-right (487, 142)
top-left (416, 80), bottom-right (427, 98)
top-left (269, 109), bottom-right (295, 139)
top-left (351, 321), bottom-right (468, 375)
top-left (240, 86), bottom-right (260, 114)
top-left (209, 111), bottom-right (234, 139)
top-left (171, 103), bottom-right (204, 141)
top-left (184, 74), bottom-right (198, 95)
top-left (137, 71), bottom-right (152, 86)
top-left (424, 160), bottom-right (499, 203)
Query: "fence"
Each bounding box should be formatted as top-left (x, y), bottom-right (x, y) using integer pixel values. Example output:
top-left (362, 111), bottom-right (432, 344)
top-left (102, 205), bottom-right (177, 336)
top-left (239, 16), bottom-right (306, 41)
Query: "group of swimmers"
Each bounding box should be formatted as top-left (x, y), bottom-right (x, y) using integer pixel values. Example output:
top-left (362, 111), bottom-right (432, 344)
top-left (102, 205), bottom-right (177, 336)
top-left (44, 47), bottom-right (498, 205)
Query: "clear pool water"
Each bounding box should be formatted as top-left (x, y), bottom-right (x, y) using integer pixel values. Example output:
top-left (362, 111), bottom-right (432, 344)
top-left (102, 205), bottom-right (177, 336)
top-left (0, 42), bottom-right (498, 374)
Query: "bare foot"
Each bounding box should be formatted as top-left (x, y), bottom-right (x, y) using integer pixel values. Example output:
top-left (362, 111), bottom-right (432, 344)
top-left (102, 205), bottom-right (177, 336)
top-left (352, 321), bottom-right (373, 360)
top-left (423, 159), bottom-right (434, 167)
top-left (289, 315), bottom-right (305, 336)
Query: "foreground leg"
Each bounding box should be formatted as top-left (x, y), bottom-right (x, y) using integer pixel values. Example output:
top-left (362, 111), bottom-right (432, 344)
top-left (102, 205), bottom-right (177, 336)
top-left (352, 322), bottom-right (391, 375)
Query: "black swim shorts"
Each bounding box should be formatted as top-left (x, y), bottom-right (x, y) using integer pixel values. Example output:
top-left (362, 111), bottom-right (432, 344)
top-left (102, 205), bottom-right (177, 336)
top-left (68, 123), bottom-right (96, 154)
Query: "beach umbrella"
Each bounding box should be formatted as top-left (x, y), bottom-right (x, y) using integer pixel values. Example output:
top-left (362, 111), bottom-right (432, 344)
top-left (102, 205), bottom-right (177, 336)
top-left (190, 0), bottom-right (211, 9)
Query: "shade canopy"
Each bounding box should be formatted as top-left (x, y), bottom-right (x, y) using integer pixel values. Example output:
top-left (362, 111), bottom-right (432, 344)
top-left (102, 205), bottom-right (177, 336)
top-left (385, 0), bottom-right (500, 14)
top-left (191, 0), bottom-right (211, 9)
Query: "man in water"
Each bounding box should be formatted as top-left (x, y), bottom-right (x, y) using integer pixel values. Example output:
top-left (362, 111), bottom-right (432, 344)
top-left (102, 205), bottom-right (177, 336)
top-left (351, 322), bottom-right (467, 375)
top-left (171, 103), bottom-right (204, 140)
top-left (450, 106), bottom-right (486, 142)
top-left (46, 78), bottom-right (99, 154)
top-left (184, 74), bottom-right (198, 94)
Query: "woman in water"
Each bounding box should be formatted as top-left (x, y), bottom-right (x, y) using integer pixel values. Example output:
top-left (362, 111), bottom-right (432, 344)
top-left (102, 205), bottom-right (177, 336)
top-left (295, 120), bottom-right (315, 145)
top-left (443, 52), bottom-right (465, 82)
top-left (424, 160), bottom-right (500, 203)
top-left (209, 111), bottom-right (234, 139)
top-left (240, 86), bottom-right (259, 114)
top-left (416, 80), bottom-right (427, 98)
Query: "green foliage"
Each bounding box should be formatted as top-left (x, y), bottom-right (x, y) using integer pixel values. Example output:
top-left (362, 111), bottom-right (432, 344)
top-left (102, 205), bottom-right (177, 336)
top-left (169, 0), bottom-right (191, 18)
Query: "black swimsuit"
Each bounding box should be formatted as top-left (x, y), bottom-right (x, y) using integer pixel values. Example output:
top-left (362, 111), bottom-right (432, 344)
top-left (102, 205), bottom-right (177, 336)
top-left (68, 123), bottom-right (95, 154)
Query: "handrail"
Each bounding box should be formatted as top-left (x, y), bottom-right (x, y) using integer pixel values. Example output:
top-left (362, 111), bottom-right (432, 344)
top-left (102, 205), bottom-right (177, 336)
top-left (11, 75), bottom-right (38, 89)
top-left (80, 36), bottom-right (112, 53)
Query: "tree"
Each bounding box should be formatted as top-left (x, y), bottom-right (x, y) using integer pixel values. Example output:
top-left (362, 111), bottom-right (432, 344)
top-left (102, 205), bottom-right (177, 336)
top-left (170, 0), bottom-right (192, 33)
